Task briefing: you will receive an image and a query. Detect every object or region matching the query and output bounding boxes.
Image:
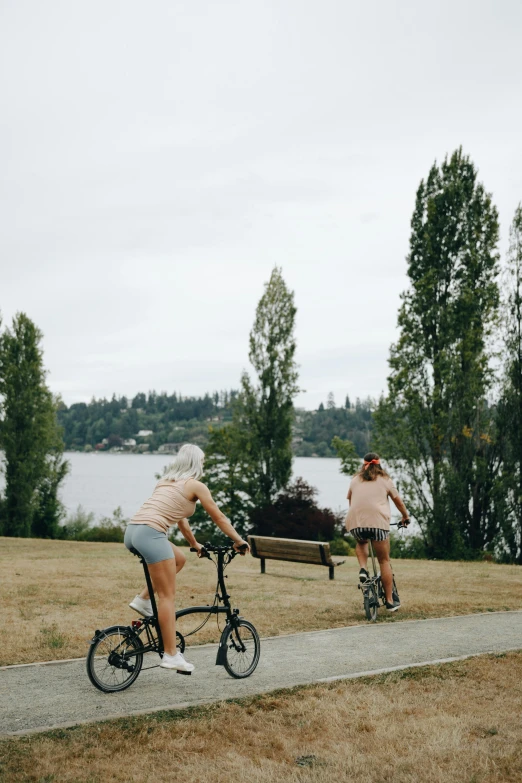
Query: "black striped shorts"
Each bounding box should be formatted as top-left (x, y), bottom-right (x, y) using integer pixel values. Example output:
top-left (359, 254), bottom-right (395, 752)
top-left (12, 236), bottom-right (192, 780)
top-left (351, 527), bottom-right (389, 543)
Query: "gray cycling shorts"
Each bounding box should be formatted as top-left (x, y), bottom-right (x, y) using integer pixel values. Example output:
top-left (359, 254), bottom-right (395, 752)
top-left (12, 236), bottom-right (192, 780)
top-left (124, 524), bottom-right (174, 564)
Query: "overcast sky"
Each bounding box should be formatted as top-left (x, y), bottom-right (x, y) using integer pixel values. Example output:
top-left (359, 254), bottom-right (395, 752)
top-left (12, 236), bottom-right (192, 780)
top-left (1, 1), bottom-right (521, 410)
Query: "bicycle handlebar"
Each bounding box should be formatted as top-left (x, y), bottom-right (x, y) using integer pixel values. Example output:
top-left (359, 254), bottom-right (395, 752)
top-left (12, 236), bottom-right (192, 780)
top-left (391, 519), bottom-right (410, 528)
top-left (190, 542), bottom-right (248, 558)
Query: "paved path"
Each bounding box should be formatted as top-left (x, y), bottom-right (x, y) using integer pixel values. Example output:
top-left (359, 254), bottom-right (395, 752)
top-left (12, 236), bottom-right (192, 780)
top-left (2, 611), bottom-right (521, 736)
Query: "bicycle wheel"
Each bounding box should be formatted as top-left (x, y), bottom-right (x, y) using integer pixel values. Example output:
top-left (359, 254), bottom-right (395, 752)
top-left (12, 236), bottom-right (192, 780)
top-left (221, 619), bottom-right (260, 679)
top-left (363, 583), bottom-right (379, 622)
top-left (87, 625), bottom-right (144, 693)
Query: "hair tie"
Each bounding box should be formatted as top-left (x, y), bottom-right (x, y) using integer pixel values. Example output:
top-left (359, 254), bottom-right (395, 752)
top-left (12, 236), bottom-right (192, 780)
top-left (363, 459), bottom-right (380, 468)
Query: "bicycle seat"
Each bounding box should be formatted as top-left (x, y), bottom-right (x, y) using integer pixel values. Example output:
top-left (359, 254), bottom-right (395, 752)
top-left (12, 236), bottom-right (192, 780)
top-left (129, 547), bottom-right (143, 558)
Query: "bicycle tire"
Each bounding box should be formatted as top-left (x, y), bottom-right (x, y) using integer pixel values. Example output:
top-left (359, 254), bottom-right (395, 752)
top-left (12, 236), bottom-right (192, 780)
top-left (87, 625), bottom-right (144, 693)
top-left (363, 584), bottom-right (379, 622)
top-left (221, 619), bottom-right (261, 679)
top-left (376, 575), bottom-right (400, 607)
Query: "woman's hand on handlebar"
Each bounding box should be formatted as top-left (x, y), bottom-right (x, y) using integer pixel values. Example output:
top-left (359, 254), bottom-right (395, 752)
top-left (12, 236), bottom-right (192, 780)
top-left (398, 517), bottom-right (410, 528)
top-left (233, 539), bottom-right (250, 555)
top-left (190, 542), bottom-right (206, 558)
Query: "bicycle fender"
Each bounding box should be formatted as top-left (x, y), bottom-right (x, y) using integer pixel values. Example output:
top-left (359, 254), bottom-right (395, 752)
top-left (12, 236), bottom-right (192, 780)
top-left (215, 627), bottom-right (229, 666)
top-left (88, 624), bottom-right (138, 646)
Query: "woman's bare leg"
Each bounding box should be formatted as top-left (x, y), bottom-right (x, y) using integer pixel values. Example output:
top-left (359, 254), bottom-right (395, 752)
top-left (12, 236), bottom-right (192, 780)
top-left (146, 557), bottom-right (177, 655)
top-left (139, 545), bottom-right (186, 601)
top-left (373, 538), bottom-right (393, 603)
top-left (171, 543), bottom-right (187, 572)
top-left (355, 540), bottom-right (369, 570)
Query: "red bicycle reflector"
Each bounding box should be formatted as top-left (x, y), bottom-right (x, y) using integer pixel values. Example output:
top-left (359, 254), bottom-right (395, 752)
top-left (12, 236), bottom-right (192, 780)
top-left (131, 620), bottom-right (142, 628)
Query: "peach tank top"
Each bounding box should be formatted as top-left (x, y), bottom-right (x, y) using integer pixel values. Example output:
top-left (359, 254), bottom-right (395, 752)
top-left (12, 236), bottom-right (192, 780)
top-left (128, 478), bottom-right (196, 534)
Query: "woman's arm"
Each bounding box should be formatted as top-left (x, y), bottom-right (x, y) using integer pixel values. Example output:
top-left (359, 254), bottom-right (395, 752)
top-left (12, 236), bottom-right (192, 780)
top-left (391, 494), bottom-right (410, 522)
top-left (186, 480), bottom-right (250, 553)
top-left (177, 518), bottom-right (201, 550)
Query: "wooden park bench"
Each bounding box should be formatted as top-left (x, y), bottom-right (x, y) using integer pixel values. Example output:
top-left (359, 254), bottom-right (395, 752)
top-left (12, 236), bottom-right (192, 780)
top-left (247, 535), bottom-right (345, 580)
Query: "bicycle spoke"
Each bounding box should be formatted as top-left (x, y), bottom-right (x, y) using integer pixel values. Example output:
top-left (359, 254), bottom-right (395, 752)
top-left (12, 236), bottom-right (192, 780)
top-left (222, 620), bottom-right (260, 678)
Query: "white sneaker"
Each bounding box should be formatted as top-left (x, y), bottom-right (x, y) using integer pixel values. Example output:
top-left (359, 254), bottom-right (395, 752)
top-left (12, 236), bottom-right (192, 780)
top-left (129, 595), bottom-right (153, 618)
top-left (160, 652), bottom-right (195, 674)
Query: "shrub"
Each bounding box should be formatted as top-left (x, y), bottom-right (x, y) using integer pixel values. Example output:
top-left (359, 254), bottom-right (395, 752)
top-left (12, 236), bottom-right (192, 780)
top-left (0, 495), bottom-right (6, 536)
top-left (329, 537), bottom-right (355, 556)
top-left (249, 477), bottom-right (344, 541)
top-left (389, 531), bottom-right (427, 559)
top-left (59, 505), bottom-right (95, 539)
top-left (60, 506), bottom-right (128, 543)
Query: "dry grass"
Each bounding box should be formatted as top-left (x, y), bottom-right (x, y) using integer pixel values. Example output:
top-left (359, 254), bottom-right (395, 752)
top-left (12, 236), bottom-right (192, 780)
top-left (1, 536), bottom-right (521, 666)
top-left (1, 652), bottom-right (521, 782)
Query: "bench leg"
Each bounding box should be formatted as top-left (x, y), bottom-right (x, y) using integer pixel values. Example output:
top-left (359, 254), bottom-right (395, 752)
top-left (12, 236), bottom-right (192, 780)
top-left (329, 565), bottom-right (334, 580)
top-left (261, 558), bottom-right (266, 574)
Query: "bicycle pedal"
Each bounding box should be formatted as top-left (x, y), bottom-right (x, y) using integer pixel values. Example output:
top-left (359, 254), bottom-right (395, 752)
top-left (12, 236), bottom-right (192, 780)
top-left (177, 670), bottom-right (192, 676)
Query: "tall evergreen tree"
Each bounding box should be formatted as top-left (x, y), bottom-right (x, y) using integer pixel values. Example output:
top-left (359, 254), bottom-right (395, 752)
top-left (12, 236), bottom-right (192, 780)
top-left (497, 204), bottom-right (522, 562)
top-left (237, 267), bottom-right (299, 506)
top-left (0, 313), bottom-right (68, 537)
top-left (373, 149), bottom-right (500, 559)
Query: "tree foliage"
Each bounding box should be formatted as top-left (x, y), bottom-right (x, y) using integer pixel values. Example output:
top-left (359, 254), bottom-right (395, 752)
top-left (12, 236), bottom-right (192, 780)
top-left (331, 436), bottom-right (360, 476)
top-left (189, 424), bottom-right (254, 541)
top-left (373, 149), bottom-right (501, 559)
top-left (495, 204), bottom-right (522, 562)
top-left (0, 313), bottom-right (69, 537)
top-left (294, 398), bottom-right (373, 457)
top-left (57, 390), bottom-right (238, 451)
top-left (237, 267), bottom-right (299, 506)
top-left (249, 478), bottom-right (343, 541)
top-left (56, 386), bottom-right (376, 459)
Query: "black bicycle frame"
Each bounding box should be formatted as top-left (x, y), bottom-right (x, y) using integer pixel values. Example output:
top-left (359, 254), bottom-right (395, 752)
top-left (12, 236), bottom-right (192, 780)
top-left (363, 524), bottom-right (402, 604)
top-left (367, 540), bottom-right (377, 578)
top-left (128, 545), bottom-right (240, 665)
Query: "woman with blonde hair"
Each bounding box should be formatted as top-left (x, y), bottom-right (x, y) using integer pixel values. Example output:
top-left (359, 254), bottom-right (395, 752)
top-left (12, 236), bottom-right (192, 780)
top-left (124, 443), bottom-right (249, 673)
top-left (345, 452), bottom-right (409, 611)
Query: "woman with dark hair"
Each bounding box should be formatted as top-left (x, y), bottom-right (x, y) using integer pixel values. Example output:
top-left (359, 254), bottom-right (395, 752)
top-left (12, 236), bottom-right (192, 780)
top-left (345, 452), bottom-right (409, 611)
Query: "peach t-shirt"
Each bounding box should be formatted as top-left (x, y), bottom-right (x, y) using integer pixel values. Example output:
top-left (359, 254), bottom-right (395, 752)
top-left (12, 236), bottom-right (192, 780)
top-left (345, 475), bottom-right (399, 532)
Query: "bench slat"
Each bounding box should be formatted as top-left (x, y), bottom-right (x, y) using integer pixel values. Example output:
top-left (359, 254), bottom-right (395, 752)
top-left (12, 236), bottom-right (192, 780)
top-left (248, 536), bottom-right (344, 567)
top-left (252, 543), bottom-right (324, 560)
top-left (249, 540), bottom-right (324, 563)
top-left (248, 535), bottom-right (346, 579)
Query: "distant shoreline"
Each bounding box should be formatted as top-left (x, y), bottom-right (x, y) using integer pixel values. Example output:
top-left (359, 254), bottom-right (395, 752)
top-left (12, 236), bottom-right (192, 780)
top-left (63, 450), bottom-right (340, 460)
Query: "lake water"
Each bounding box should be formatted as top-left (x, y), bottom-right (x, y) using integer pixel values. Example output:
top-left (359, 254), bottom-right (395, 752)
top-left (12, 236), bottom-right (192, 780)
top-left (59, 453), bottom-right (351, 521)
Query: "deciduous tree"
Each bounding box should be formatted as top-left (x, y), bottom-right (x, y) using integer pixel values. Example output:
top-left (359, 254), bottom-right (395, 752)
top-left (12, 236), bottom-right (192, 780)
top-left (189, 424), bottom-right (254, 540)
top-left (373, 149), bottom-right (500, 559)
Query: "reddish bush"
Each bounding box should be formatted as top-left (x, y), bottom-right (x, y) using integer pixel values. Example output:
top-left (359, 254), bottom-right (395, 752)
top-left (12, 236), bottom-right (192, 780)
top-left (249, 477), bottom-right (343, 541)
